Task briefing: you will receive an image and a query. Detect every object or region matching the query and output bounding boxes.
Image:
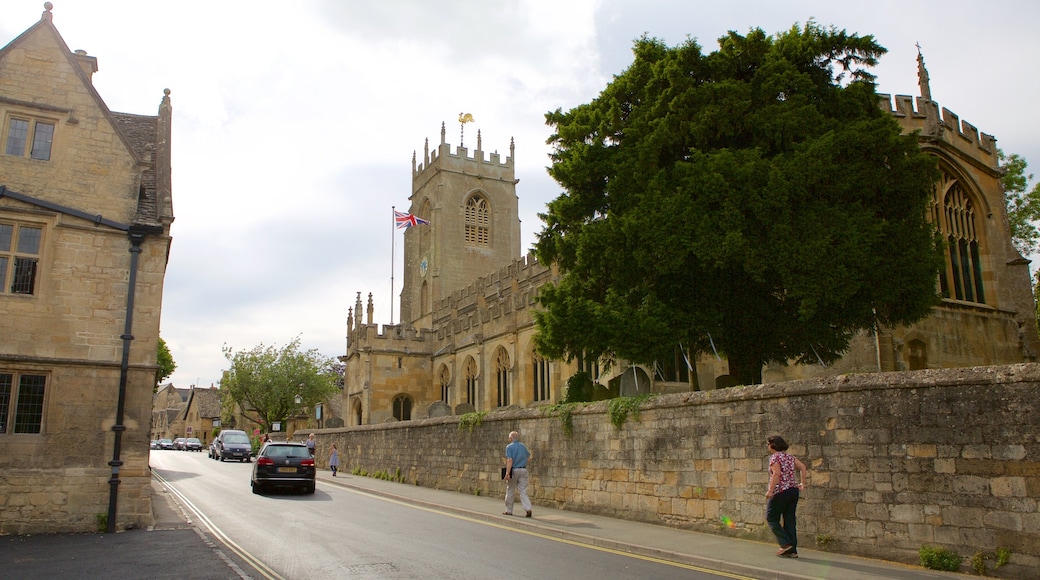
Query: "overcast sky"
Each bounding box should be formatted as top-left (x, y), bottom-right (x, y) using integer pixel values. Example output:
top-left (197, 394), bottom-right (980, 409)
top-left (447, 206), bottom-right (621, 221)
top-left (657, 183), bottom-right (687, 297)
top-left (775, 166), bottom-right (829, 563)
top-left (3, 1), bottom-right (1038, 390)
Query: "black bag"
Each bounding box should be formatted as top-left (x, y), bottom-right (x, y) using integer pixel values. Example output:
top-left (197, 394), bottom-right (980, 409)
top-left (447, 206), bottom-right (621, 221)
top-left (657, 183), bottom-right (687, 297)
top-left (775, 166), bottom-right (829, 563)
top-left (501, 467), bottom-right (510, 479)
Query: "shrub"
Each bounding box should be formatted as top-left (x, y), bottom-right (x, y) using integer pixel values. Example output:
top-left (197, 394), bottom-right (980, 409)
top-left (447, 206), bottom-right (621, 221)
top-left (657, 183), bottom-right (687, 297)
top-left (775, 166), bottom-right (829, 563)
top-left (457, 411), bottom-right (487, 432)
top-left (994, 546), bottom-right (1011, 569)
top-left (564, 371), bottom-right (594, 403)
top-left (608, 394), bottom-right (654, 429)
top-left (919, 545), bottom-right (961, 572)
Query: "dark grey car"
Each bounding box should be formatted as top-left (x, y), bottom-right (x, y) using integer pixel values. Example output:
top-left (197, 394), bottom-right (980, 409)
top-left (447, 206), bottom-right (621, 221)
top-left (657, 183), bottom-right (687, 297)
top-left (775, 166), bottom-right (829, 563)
top-left (214, 429), bottom-right (252, 462)
top-left (251, 442), bottom-right (315, 495)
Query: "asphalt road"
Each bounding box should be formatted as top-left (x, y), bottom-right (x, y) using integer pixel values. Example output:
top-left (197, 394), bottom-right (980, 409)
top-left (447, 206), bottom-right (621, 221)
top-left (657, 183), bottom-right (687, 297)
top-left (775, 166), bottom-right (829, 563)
top-left (149, 449), bottom-right (739, 579)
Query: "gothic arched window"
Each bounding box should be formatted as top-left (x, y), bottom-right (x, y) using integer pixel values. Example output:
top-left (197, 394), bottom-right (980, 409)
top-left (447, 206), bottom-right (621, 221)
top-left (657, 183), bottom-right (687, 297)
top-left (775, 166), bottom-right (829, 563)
top-left (465, 194), bottom-right (490, 246)
top-left (932, 170), bottom-right (986, 304)
top-left (531, 352), bottom-right (551, 402)
top-left (464, 357), bottom-right (478, 408)
top-left (439, 364), bottom-right (451, 404)
top-left (495, 348), bottom-right (510, 407)
top-left (392, 394), bottom-right (412, 421)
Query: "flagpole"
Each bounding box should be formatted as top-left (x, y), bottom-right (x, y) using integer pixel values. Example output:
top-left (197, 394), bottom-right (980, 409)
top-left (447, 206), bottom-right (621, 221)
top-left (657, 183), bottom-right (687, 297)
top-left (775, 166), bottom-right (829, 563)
top-left (390, 205), bottom-right (395, 325)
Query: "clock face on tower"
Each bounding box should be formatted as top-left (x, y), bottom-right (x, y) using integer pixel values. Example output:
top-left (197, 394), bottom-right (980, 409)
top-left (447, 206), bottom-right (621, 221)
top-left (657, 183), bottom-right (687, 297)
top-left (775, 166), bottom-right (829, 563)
top-left (420, 256), bottom-right (428, 277)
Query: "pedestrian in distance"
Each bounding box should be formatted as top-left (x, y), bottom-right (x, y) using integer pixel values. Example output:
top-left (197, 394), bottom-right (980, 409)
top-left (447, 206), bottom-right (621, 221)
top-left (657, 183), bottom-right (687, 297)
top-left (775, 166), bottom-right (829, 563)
top-left (329, 443), bottom-right (339, 477)
top-left (765, 435), bottom-right (808, 558)
top-left (306, 433), bottom-right (316, 457)
top-left (502, 430), bottom-right (532, 517)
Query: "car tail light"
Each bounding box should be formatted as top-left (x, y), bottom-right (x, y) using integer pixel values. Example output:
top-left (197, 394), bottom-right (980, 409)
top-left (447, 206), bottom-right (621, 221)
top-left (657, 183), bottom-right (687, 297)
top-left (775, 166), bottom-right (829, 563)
top-left (257, 457), bottom-right (275, 466)
top-left (301, 459), bottom-right (315, 467)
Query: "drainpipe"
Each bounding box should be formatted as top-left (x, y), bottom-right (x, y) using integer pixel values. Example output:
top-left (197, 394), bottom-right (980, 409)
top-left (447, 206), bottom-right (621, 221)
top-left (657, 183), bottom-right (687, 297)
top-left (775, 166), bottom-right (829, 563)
top-left (106, 224), bottom-right (162, 533)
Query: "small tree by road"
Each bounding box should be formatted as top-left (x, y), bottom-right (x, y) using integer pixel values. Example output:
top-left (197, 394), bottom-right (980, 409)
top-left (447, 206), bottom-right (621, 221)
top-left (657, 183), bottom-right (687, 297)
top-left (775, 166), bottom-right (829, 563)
top-left (219, 337), bottom-right (340, 432)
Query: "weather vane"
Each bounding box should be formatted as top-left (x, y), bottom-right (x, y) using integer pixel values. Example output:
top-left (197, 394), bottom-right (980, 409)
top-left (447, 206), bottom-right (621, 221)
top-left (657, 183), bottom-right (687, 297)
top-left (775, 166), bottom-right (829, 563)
top-left (459, 112), bottom-right (474, 147)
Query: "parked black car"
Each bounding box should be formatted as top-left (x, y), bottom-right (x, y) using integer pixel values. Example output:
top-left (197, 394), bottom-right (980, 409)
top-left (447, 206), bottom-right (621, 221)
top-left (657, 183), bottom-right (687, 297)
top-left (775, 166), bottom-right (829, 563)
top-left (184, 437), bottom-right (203, 451)
top-left (251, 442), bottom-right (315, 495)
top-left (213, 429), bottom-right (252, 462)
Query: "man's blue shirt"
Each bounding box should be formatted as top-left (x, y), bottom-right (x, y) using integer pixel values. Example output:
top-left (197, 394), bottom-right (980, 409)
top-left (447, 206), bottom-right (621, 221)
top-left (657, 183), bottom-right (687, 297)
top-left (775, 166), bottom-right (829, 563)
top-left (506, 440), bottom-right (529, 468)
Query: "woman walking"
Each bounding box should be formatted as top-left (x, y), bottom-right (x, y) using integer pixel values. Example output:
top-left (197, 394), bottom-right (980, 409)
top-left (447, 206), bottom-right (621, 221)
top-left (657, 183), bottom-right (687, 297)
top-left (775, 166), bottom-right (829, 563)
top-left (766, 435), bottom-right (807, 558)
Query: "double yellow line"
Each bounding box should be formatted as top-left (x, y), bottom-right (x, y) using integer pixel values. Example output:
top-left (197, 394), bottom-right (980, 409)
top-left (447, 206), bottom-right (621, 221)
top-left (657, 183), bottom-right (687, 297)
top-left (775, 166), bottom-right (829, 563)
top-left (153, 471), bottom-right (284, 580)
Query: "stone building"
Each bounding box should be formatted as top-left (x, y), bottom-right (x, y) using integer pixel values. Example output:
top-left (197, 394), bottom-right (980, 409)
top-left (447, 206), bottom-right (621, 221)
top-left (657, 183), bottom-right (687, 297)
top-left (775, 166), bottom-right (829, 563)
top-left (338, 57), bottom-right (1038, 426)
top-left (151, 383), bottom-right (189, 441)
top-left (0, 6), bottom-right (173, 533)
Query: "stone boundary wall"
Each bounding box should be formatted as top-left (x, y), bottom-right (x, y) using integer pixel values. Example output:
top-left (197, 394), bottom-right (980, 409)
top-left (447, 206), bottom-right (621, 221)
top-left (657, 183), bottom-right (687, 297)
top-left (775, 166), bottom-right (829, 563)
top-left (310, 364), bottom-right (1040, 576)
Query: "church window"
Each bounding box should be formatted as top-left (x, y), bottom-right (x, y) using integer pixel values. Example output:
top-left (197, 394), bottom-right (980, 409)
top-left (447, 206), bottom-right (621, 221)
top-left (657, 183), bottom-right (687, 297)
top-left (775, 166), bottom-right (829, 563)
top-left (0, 372), bottom-right (46, 434)
top-left (531, 354), bottom-right (551, 402)
top-left (495, 348), bottom-right (510, 407)
top-left (465, 195), bottom-right (490, 246)
top-left (5, 117), bottom-right (54, 161)
top-left (932, 171), bottom-right (985, 304)
top-left (465, 357), bottom-right (478, 408)
top-left (392, 394), bottom-right (412, 421)
top-left (439, 365), bottom-right (451, 404)
top-left (0, 222), bottom-right (42, 295)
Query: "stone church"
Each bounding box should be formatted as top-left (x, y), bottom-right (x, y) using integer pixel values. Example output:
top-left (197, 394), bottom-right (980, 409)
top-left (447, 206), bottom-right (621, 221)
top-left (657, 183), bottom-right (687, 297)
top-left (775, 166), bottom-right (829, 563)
top-left (338, 55), bottom-right (1038, 426)
top-left (0, 6), bottom-right (173, 532)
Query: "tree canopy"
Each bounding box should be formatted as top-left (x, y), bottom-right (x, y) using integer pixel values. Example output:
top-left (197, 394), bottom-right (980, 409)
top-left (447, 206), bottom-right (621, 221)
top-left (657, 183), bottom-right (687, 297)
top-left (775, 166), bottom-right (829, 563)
top-left (533, 22), bottom-right (944, 385)
top-left (999, 150), bottom-right (1040, 256)
top-left (155, 336), bottom-right (176, 389)
top-left (220, 337), bottom-right (341, 431)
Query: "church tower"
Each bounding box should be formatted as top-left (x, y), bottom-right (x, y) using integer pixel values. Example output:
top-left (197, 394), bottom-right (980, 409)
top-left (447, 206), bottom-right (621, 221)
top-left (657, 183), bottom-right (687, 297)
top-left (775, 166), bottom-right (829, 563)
top-left (399, 121), bottom-right (521, 328)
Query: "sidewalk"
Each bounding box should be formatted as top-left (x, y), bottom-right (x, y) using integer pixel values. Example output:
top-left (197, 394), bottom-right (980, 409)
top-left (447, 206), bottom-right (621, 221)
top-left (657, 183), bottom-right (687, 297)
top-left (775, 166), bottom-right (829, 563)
top-left (0, 470), bottom-right (958, 580)
top-left (317, 470), bottom-right (955, 580)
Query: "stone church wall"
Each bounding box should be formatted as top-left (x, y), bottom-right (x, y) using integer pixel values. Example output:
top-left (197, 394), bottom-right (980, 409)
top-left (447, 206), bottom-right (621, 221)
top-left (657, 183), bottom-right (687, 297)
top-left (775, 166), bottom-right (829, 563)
top-left (314, 363), bottom-right (1040, 577)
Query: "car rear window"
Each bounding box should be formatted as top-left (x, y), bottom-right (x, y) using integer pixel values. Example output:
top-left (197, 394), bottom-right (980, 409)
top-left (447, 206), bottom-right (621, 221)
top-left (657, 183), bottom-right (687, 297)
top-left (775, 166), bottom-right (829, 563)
top-left (266, 445), bottom-right (310, 458)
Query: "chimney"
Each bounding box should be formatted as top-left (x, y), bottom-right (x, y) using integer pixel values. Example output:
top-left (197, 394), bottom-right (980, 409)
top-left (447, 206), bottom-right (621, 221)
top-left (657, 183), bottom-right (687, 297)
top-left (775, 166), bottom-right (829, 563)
top-left (73, 49), bottom-right (98, 82)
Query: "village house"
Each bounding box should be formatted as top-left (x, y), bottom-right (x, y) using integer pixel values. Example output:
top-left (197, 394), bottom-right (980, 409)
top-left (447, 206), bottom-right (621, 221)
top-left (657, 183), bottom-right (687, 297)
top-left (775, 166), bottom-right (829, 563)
top-left (0, 5), bottom-right (173, 533)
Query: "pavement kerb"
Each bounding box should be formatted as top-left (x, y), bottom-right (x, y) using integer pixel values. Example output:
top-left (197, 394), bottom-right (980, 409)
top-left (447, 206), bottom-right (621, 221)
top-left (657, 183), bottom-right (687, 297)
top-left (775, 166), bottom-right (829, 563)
top-left (315, 473), bottom-right (829, 580)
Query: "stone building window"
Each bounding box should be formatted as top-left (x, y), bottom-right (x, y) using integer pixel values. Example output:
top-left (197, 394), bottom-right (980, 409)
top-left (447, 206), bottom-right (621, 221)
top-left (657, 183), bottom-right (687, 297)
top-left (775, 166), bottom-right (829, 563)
top-left (5, 117), bottom-right (55, 161)
top-left (464, 357), bottom-right (477, 408)
top-left (531, 354), bottom-right (551, 402)
top-left (439, 365), bottom-right (451, 404)
top-left (495, 348), bottom-right (510, 407)
top-left (392, 394), bottom-right (412, 421)
top-left (0, 372), bottom-right (46, 434)
top-left (464, 195), bottom-right (490, 246)
top-left (932, 171), bottom-right (986, 304)
top-left (0, 222), bottom-right (42, 295)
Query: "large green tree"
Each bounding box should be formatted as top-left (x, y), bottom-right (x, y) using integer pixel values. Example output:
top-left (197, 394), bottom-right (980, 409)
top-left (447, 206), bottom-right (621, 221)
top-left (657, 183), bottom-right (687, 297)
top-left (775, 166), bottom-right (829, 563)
top-left (534, 23), bottom-right (943, 385)
top-left (155, 336), bottom-right (176, 389)
top-left (220, 337), bottom-right (340, 431)
top-left (999, 150), bottom-right (1040, 256)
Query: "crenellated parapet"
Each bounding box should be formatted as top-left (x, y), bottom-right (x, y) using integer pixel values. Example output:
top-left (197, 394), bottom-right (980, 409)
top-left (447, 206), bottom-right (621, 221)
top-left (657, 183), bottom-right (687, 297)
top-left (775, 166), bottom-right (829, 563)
top-left (878, 93), bottom-right (997, 168)
top-left (346, 291), bottom-right (433, 357)
top-left (347, 321), bottom-right (433, 357)
top-left (412, 122), bottom-right (515, 189)
top-left (427, 252), bottom-right (556, 344)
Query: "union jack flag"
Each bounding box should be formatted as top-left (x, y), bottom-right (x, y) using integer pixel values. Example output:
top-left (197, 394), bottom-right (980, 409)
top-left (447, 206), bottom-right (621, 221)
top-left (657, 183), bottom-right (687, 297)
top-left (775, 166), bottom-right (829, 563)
top-left (395, 210), bottom-right (430, 229)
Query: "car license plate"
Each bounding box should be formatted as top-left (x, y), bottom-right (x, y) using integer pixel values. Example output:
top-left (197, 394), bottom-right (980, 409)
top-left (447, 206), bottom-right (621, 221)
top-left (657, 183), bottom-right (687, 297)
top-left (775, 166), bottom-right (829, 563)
top-left (277, 467), bottom-right (297, 474)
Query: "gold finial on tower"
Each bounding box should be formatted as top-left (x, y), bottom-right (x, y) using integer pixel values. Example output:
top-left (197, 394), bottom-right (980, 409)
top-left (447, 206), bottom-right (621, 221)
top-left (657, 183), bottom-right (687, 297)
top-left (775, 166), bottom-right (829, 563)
top-left (459, 112), bottom-right (474, 147)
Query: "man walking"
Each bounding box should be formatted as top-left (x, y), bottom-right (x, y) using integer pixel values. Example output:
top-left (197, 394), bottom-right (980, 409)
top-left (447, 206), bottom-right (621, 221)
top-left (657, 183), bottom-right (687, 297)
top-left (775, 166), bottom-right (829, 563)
top-left (503, 431), bottom-right (532, 517)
